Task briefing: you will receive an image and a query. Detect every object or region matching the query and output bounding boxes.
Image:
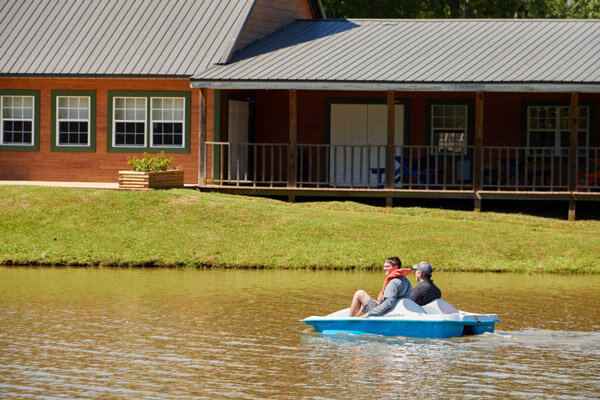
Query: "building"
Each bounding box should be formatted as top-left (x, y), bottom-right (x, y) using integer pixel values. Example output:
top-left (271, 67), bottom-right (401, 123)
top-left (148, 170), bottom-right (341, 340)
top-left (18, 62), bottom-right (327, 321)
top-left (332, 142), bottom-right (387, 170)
top-left (2, 1), bottom-right (599, 219)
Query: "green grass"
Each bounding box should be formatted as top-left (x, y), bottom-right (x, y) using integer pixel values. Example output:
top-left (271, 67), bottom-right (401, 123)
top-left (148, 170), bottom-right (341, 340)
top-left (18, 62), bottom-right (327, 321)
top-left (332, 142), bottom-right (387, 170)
top-left (0, 186), bottom-right (598, 272)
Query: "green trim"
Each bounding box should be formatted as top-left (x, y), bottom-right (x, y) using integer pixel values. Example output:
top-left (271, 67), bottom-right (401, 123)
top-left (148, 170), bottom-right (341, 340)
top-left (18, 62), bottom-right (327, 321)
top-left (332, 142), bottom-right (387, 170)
top-left (425, 98), bottom-right (475, 155)
top-left (213, 90), bottom-right (222, 178)
top-left (50, 90), bottom-right (96, 153)
top-left (107, 90), bottom-right (191, 154)
top-left (324, 97), bottom-right (411, 145)
top-left (0, 89), bottom-right (40, 152)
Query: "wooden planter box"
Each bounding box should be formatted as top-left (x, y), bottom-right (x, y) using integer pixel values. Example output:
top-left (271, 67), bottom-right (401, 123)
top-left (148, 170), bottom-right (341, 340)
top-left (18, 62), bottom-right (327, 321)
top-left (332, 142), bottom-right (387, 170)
top-left (118, 169), bottom-right (184, 190)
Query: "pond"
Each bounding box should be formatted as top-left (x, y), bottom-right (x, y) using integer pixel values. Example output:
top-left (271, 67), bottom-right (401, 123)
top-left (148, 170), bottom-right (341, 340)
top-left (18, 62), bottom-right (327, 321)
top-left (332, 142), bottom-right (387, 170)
top-left (0, 267), bottom-right (599, 399)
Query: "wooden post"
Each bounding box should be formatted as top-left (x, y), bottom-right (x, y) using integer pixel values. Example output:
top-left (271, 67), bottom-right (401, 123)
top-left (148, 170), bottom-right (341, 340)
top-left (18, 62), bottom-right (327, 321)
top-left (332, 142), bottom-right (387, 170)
top-left (198, 88), bottom-right (206, 185)
top-left (473, 91), bottom-right (484, 211)
top-left (386, 196), bottom-right (393, 207)
top-left (385, 91), bottom-right (395, 190)
top-left (288, 89), bottom-right (297, 188)
top-left (569, 197), bottom-right (576, 221)
top-left (569, 92), bottom-right (579, 221)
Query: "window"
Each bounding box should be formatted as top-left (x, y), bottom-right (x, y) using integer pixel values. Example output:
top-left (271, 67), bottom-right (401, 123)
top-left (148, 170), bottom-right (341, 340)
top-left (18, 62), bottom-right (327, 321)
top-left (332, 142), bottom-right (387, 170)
top-left (527, 105), bottom-right (589, 155)
top-left (0, 90), bottom-right (39, 151)
top-left (429, 103), bottom-right (469, 154)
top-left (114, 97), bottom-right (146, 147)
top-left (151, 97), bottom-right (184, 147)
top-left (51, 91), bottom-right (96, 152)
top-left (2, 96), bottom-right (33, 145)
top-left (107, 91), bottom-right (191, 153)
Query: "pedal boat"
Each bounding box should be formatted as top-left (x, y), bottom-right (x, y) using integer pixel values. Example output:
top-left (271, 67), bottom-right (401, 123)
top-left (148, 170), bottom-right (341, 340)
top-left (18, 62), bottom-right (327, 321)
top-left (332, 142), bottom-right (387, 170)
top-left (301, 299), bottom-right (500, 339)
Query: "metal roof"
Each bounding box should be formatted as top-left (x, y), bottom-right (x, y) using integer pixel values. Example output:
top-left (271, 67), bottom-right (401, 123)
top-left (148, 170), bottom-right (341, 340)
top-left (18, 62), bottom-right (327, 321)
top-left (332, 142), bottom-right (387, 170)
top-left (0, 0), bottom-right (255, 76)
top-left (191, 19), bottom-right (600, 91)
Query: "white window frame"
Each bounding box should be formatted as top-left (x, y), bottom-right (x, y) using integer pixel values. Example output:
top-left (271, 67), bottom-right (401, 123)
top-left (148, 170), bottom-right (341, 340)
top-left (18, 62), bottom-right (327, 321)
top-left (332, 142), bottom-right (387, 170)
top-left (150, 97), bottom-right (185, 149)
top-left (56, 96), bottom-right (91, 147)
top-left (526, 105), bottom-right (589, 156)
top-left (1, 95), bottom-right (35, 146)
top-left (112, 96), bottom-right (147, 148)
top-left (430, 104), bottom-right (468, 155)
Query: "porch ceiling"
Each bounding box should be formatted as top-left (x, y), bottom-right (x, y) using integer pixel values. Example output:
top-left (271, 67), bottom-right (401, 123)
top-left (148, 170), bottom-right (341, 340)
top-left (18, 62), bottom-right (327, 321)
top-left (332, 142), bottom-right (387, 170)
top-left (192, 19), bottom-right (600, 93)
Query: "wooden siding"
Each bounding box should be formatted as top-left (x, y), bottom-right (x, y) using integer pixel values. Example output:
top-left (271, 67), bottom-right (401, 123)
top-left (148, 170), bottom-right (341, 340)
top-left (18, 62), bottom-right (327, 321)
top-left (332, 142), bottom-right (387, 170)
top-left (233, 0), bottom-right (313, 53)
top-left (250, 90), bottom-right (599, 148)
top-left (0, 78), bottom-right (206, 184)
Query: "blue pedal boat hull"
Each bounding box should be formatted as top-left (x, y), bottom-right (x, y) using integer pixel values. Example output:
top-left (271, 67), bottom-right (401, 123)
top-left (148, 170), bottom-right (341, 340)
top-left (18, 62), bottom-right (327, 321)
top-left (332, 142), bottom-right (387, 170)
top-left (301, 314), bottom-right (500, 339)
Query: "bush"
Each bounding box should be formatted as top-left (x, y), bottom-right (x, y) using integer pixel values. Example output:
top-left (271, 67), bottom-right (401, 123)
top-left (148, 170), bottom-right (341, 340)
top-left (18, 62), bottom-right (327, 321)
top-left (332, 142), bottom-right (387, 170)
top-left (127, 152), bottom-right (173, 172)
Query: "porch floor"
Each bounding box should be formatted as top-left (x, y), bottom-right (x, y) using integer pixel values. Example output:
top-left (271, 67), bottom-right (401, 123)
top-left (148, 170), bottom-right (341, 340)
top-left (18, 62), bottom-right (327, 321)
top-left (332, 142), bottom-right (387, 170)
top-left (196, 184), bottom-right (600, 201)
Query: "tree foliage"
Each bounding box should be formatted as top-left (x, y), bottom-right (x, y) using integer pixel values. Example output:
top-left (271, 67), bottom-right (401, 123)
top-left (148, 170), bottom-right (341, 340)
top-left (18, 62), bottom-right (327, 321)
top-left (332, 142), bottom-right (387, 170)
top-left (321, 0), bottom-right (600, 19)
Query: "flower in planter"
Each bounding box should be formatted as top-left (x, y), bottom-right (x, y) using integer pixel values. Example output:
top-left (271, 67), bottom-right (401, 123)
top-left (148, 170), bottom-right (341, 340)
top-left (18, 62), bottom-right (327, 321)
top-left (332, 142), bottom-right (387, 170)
top-left (127, 152), bottom-right (174, 172)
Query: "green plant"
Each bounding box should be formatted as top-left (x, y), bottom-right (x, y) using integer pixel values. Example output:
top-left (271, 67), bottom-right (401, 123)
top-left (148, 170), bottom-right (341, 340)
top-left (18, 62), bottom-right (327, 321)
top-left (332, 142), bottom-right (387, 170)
top-left (127, 152), bottom-right (173, 172)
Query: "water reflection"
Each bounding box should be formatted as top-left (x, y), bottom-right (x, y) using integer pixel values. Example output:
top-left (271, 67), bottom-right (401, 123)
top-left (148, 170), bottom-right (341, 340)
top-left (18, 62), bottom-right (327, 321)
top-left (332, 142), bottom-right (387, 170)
top-left (0, 268), bottom-right (599, 399)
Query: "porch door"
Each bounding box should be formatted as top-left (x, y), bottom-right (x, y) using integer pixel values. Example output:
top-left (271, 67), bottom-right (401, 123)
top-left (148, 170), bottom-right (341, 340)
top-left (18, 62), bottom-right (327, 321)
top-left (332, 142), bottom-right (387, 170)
top-left (228, 100), bottom-right (249, 181)
top-left (329, 103), bottom-right (404, 186)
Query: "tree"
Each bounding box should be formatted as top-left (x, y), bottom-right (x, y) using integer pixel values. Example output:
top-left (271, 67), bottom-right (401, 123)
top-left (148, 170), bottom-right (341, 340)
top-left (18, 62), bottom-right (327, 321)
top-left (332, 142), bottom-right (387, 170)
top-left (320, 0), bottom-right (600, 19)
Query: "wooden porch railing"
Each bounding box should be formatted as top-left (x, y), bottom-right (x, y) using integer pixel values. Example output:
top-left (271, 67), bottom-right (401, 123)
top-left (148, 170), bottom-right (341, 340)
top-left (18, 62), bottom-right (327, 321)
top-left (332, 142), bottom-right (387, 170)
top-left (202, 141), bottom-right (600, 192)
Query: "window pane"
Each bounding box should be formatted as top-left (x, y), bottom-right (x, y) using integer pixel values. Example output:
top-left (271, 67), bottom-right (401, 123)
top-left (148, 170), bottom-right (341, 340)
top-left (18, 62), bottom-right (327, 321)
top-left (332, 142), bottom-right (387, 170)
top-left (436, 130), bottom-right (465, 153)
top-left (530, 131), bottom-right (554, 147)
top-left (2, 105), bottom-right (11, 118)
top-left (578, 131), bottom-right (587, 148)
top-left (560, 131), bottom-right (569, 147)
top-left (173, 98), bottom-right (184, 110)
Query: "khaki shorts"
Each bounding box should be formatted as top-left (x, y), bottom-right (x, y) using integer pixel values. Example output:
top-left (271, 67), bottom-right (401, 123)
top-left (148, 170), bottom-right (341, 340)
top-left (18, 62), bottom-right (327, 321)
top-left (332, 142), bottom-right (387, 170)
top-left (361, 299), bottom-right (378, 314)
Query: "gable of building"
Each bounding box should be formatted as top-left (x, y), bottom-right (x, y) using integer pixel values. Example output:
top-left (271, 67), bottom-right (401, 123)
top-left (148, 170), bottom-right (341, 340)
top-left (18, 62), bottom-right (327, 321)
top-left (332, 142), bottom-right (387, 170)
top-left (223, 0), bottom-right (324, 62)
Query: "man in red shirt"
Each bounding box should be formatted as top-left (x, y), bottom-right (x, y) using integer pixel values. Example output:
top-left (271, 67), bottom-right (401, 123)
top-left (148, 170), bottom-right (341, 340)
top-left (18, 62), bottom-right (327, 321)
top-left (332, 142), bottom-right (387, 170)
top-left (349, 257), bottom-right (412, 317)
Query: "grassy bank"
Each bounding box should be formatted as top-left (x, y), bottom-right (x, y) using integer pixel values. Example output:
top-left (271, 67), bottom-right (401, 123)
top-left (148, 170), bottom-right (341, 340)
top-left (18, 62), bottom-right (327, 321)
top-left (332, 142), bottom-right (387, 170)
top-left (0, 186), bottom-right (598, 272)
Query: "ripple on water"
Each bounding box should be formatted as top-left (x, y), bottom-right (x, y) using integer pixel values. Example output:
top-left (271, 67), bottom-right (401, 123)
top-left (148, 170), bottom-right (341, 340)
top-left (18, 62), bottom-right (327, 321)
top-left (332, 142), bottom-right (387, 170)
top-left (1, 269), bottom-right (599, 400)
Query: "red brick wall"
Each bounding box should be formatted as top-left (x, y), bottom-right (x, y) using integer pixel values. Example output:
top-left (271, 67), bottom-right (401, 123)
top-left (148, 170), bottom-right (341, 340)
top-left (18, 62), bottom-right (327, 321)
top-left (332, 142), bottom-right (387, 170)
top-left (0, 78), bottom-right (203, 183)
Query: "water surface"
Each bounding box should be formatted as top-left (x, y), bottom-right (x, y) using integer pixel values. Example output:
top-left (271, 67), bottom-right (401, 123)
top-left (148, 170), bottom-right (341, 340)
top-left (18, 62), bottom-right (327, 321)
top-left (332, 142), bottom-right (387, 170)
top-left (0, 268), bottom-right (598, 399)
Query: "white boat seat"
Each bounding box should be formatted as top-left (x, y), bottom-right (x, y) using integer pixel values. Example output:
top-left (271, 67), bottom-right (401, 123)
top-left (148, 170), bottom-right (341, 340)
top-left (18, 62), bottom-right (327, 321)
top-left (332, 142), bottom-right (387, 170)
top-left (326, 308), bottom-right (351, 317)
top-left (421, 299), bottom-right (459, 314)
top-left (386, 298), bottom-right (426, 315)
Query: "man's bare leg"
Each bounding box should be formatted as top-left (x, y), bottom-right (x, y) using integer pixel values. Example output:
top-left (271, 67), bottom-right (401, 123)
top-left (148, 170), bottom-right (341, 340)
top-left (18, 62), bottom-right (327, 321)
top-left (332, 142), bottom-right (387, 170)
top-left (349, 290), bottom-right (372, 317)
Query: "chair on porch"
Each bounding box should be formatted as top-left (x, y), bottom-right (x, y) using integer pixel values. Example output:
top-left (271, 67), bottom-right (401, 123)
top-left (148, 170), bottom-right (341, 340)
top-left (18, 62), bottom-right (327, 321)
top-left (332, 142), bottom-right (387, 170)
top-left (370, 155), bottom-right (436, 188)
top-left (577, 158), bottom-right (600, 191)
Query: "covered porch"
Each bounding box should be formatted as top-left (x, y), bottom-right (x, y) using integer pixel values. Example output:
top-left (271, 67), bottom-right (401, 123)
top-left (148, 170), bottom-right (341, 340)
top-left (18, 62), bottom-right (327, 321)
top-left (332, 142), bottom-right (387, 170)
top-left (191, 19), bottom-right (600, 220)
top-left (195, 87), bottom-right (600, 220)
